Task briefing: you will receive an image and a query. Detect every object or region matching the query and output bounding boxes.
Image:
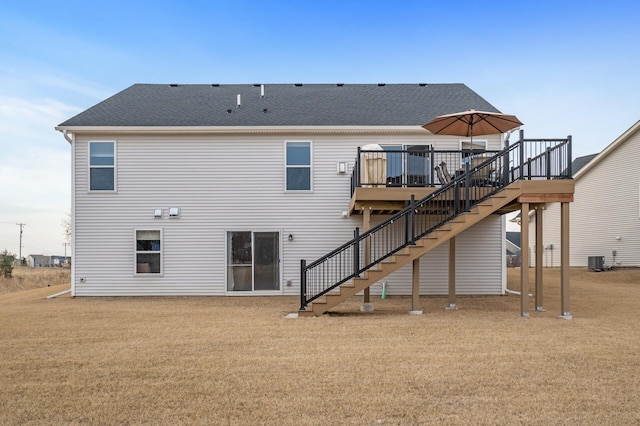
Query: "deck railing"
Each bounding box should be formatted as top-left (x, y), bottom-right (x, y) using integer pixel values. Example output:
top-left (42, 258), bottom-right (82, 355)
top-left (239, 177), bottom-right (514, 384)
top-left (350, 132), bottom-right (572, 195)
top-left (350, 147), bottom-right (502, 194)
top-left (301, 133), bottom-right (572, 311)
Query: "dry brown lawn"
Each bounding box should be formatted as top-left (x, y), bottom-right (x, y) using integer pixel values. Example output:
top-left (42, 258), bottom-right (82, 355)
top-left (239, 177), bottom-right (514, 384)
top-left (0, 267), bottom-right (70, 295)
top-left (1, 268), bottom-right (638, 425)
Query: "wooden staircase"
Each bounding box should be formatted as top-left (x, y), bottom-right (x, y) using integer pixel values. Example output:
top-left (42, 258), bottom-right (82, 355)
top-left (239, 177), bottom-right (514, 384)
top-left (298, 182), bottom-right (524, 317)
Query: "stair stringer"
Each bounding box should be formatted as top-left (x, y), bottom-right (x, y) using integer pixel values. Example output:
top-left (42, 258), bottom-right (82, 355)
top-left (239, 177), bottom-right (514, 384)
top-left (301, 183), bottom-right (523, 316)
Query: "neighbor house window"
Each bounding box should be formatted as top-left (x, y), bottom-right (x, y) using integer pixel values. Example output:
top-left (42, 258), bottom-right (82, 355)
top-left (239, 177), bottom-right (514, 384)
top-left (135, 229), bottom-right (162, 274)
top-left (285, 141), bottom-right (311, 190)
top-left (89, 141), bottom-right (115, 191)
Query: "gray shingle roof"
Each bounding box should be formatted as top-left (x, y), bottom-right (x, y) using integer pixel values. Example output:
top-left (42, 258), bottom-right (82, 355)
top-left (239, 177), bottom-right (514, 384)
top-left (58, 83), bottom-right (500, 127)
top-left (571, 154), bottom-right (598, 174)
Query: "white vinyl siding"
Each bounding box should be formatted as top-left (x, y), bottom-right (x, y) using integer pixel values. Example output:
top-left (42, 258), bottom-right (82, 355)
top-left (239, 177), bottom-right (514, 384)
top-left (71, 133), bottom-right (504, 296)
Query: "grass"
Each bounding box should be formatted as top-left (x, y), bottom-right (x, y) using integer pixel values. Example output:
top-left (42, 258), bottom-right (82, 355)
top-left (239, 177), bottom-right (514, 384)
top-left (1, 268), bottom-right (638, 425)
top-left (0, 267), bottom-right (70, 295)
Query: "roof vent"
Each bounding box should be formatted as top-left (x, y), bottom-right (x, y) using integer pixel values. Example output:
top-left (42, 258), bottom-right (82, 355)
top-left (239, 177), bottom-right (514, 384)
top-left (336, 83), bottom-right (344, 87)
top-left (211, 84), bottom-right (220, 87)
top-left (418, 83), bottom-right (427, 87)
top-left (263, 108), bottom-right (268, 113)
top-left (169, 83), bottom-right (179, 87)
top-left (377, 83), bottom-right (386, 87)
top-left (294, 83), bottom-right (303, 87)
top-left (260, 84), bottom-right (265, 98)
top-left (226, 109), bottom-right (232, 114)
top-left (237, 94), bottom-right (241, 108)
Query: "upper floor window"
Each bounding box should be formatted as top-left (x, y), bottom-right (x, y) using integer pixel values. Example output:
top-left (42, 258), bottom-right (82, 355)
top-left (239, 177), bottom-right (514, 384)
top-left (89, 141), bottom-right (115, 191)
top-left (285, 141), bottom-right (311, 191)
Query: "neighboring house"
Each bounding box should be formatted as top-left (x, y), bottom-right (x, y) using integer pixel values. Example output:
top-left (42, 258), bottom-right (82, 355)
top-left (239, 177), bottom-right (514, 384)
top-left (28, 255), bottom-right (71, 267)
top-left (27, 255), bottom-right (49, 268)
top-left (528, 120), bottom-right (640, 267)
top-left (51, 256), bottom-right (71, 267)
top-left (56, 83), bottom-right (573, 317)
top-left (506, 232), bottom-right (521, 267)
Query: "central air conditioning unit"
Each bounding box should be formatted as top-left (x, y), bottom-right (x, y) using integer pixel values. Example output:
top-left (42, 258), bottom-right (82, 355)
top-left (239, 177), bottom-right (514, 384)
top-left (588, 256), bottom-right (605, 271)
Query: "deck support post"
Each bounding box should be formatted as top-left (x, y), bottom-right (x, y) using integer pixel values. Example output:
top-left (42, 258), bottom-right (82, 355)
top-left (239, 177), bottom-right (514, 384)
top-left (361, 207), bottom-right (374, 312)
top-left (446, 237), bottom-right (457, 310)
top-left (559, 202), bottom-right (572, 319)
top-left (535, 206), bottom-right (544, 312)
top-left (520, 202), bottom-right (530, 318)
top-left (409, 257), bottom-right (422, 315)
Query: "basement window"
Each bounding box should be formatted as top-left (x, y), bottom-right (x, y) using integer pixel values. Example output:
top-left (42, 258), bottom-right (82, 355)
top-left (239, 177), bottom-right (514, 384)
top-left (135, 229), bottom-right (162, 274)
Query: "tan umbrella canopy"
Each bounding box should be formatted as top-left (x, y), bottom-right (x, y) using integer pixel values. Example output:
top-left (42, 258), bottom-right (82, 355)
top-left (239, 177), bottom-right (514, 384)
top-left (422, 109), bottom-right (523, 140)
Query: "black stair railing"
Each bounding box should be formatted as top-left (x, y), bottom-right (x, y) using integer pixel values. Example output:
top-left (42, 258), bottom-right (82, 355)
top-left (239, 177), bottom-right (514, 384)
top-left (301, 136), bottom-right (572, 311)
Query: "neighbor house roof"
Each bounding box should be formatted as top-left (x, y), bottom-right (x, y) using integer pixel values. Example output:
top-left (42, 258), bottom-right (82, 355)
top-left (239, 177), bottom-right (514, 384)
top-left (506, 231), bottom-right (521, 249)
top-left (571, 154), bottom-right (598, 174)
top-left (57, 83), bottom-right (500, 128)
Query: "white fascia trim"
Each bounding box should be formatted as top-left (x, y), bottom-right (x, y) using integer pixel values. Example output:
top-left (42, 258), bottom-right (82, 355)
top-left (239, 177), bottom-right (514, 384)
top-left (55, 125), bottom-right (428, 136)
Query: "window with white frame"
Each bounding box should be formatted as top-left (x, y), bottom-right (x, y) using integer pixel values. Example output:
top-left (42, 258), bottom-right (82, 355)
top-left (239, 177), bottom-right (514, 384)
top-left (89, 141), bottom-right (115, 191)
top-left (135, 229), bottom-right (162, 274)
top-left (285, 141), bottom-right (311, 191)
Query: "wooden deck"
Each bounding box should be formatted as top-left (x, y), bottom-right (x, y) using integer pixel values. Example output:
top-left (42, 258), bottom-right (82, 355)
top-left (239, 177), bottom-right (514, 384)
top-left (349, 180), bottom-right (575, 215)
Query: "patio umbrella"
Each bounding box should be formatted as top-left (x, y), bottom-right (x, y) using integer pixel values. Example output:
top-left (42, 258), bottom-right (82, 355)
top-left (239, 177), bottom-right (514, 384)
top-left (422, 109), bottom-right (523, 141)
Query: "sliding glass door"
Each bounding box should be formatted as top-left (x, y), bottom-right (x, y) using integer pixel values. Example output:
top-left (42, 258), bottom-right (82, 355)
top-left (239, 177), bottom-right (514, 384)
top-left (406, 145), bottom-right (430, 186)
top-left (381, 144), bottom-right (431, 186)
top-left (227, 231), bottom-right (280, 292)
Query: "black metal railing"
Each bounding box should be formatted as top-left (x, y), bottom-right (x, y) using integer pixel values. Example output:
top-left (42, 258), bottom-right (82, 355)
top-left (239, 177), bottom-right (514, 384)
top-left (350, 147), bottom-right (502, 194)
top-left (301, 134), bottom-right (572, 311)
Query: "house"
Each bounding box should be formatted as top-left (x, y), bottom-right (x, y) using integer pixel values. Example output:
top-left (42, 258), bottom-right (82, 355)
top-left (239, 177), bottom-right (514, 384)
top-left (27, 255), bottom-right (71, 267)
top-left (51, 256), bottom-right (71, 267)
top-left (506, 231), bottom-right (521, 267)
top-left (27, 255), bottom-right (51, 268)
top-left (527, 120), bottom-right (640, 268)
top-left (56, 83), bottom-right (574, 317)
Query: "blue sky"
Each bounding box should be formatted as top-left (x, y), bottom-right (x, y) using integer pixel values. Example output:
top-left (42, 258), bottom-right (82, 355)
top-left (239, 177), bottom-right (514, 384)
top-left (1, 0), bottom-right (639, 256)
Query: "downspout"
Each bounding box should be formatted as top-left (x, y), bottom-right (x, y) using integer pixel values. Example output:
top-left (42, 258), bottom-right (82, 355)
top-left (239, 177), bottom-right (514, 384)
top-left (62, 129), bottom-right (73, 143)
top-left (47, 288), bottom-right (71, 299)
top-left (57, 127), bottom-right (76, 296)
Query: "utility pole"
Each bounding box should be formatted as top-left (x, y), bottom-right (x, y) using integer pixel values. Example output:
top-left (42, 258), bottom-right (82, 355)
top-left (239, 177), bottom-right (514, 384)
top-left (16, 223), bottom-right (25, 265)
top-left (62, 242), bottom-right (69, 263)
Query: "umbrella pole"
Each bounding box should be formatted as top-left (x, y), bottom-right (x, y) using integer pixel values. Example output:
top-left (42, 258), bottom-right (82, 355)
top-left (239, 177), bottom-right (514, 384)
top-left (468, 119), bottom-right (474, 162)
